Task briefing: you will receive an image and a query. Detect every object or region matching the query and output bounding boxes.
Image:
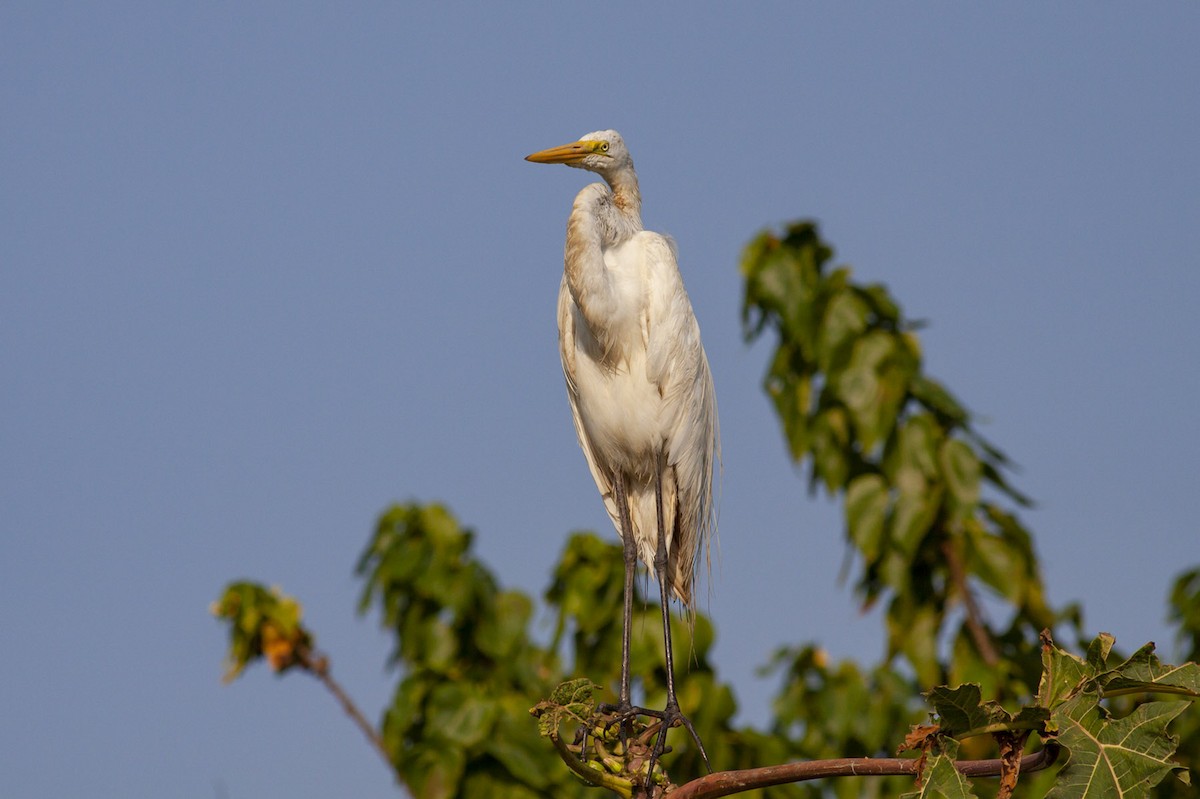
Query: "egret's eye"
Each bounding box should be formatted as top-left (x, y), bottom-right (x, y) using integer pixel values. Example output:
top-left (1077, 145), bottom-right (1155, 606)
top-left (599, 142), bottom-right (610, 153)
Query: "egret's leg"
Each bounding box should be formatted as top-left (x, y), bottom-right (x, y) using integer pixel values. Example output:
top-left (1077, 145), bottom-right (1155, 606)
top-left (648, 461), bottom-right (711, 775)
top-left (614, 472), bottom-right (637, 711)
top-left (597, 473), bottom-right (638, 746)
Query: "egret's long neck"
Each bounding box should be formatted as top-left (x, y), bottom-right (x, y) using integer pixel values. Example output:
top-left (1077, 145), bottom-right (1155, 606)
top-left (606, 167), bottom-right (642, 226)
top-left (563, 167), bottom-right (644, 360)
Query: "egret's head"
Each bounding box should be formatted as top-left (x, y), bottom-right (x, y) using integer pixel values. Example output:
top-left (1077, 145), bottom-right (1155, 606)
top-left (525, 129), bottom-right (632, 177)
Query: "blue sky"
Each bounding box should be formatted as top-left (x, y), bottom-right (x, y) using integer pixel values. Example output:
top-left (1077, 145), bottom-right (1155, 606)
top-left (2, 4), bottom-right (1197, 797)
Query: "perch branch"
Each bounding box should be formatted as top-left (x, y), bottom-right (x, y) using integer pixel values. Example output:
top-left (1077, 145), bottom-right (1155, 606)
top-left (668, 744), bottom-right (1060, 799)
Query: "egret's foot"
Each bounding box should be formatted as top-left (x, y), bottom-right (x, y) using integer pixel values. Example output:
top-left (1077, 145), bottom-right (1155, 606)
top-left (598, 700), bottom-right (710, 785)
top-left (645, 700), bottom-right (710, 779)
top-left (597, 700), bottom-right (637, 751)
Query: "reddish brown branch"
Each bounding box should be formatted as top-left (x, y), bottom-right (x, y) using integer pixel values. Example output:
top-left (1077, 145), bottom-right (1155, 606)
top-left (668, 745), bottom-right (1060, 799)
top-left (298, 649), bottom-right (395, 777)
top-left (941, 538), bottom-right (1000, 667)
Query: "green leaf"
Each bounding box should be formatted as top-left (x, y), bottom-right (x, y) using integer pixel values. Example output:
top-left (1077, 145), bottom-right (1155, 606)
top-left (980, 458), bottom-right (1035, 507)
top-left (1087, 633), bottom-right (1117, 672)
top-left (811, 407), bottom-right (852, 491)
top-left (388, 675), bottom-right (431, 738)
top-left (927, 684), bottom-right (1050, 739)
top-left (890, 600), bottom-right (942, 687)
top-left (532, 678), bottom-right (602, 739)
top-left (817, 289), bottom-right (869, 373)
top-left (418, 617), bottom-right (458, 672)
top-left (766, 349), bottom-right (813, 460)
top-left (476, 590), bottom-right (533, 659)
top-left (1169, 568), bottom-right (1200, 661)
top-left (927, 684), bottom-right (1009, 736)
top-left (890, 487), bottom-right (940, 558)
top-left (911, 375), bottom-right (969, 426)
top-left (1039, 632), bottom-right (1093, 710)
top-left (401, 742), bottom-right (466, 799)
top-left (1048, 694), bottom-right (1191, 799)
top-left (940, 439), bottom-right (981, 515)
top-left (485, 703), bottom-right (555, 790)
top-left (425, 683), bottom-right (498, 749)
top-left (1096, 641), bottom-right (1200, 699)
top-left (889, 414), bottom-right (942, 485)
top-left (740, 228), bottom-right (823, 351)
top-left (551, 677), bottom-right (599, 707)
top-left (966, 516), bottom-right (1031, 606)
top-left (837, 331), bottom-right (897, 450)
top-left (900, 749), bottom-right (979, 799)
top-left (846, 474), bottom-right (889, 561)
top-left (861, 282), bottom-right (902, 325)
top-left (460, 771), bottom-right (546, 799)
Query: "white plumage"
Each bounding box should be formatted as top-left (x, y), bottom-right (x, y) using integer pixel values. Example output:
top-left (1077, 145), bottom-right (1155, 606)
top-left (532, 129), bottom-right (719, 607)
top-left (527, 130), bottom-right (720, 771)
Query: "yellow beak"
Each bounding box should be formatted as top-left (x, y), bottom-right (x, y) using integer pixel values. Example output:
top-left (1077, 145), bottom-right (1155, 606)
top-left (525, 139), bottom-right (606, 164)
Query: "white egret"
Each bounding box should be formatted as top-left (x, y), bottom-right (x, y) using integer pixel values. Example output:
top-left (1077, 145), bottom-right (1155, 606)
top-left (526, 130), bottom-right (720, 770)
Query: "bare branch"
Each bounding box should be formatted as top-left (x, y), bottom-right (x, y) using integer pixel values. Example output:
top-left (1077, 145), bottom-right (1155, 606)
top-left (296, 649), bottom-right (395, 779)
top-left (668, 744), bottom-right (1060, 799)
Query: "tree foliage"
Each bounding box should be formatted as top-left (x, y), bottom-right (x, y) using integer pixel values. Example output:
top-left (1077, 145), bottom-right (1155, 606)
top-left (740, 221), bottom-right (1061, 696)
top-left (214, 220), bottom-right (1198, 799)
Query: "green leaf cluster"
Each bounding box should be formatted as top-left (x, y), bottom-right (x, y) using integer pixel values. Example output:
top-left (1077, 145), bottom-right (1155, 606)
top-left (741, 221), bottom-right (1064, 695)
top-left (767, 644), bottom-right (928, 798)
top-left (738, 221), bottom-right (1198, 797)
top-left (354, 503), bottom-right (573, 799)
top-left (211, 581), bottom-right (312, 681)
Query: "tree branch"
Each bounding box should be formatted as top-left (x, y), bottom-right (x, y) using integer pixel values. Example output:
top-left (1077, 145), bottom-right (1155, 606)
top-left (666, 745), bottom-right (1060, 799)
top-left (297, 649), bottom-right (395, 778)
top-left (941, 538), bottom-right (1000, 667)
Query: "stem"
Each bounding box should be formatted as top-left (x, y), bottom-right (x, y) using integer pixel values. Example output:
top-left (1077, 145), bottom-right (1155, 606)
top-left (941, 538), bottom-right (1000, 667)
top-left (548, 729), bottom-right (634, 797)
top-left (955, 720), bottom-right (1046, 739)
top-left (1101, 684), bottom-right (1200, 699)
top-left (298, 649), bottom-right (395, 778)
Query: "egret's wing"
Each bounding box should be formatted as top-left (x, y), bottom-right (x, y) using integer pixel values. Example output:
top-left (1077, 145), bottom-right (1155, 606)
top-left (639, 232), bottom-right (721, 601)
top-left (557, 276), bottom-right (620, 526)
